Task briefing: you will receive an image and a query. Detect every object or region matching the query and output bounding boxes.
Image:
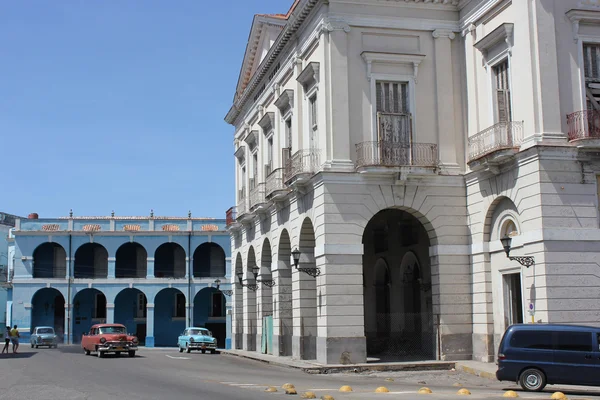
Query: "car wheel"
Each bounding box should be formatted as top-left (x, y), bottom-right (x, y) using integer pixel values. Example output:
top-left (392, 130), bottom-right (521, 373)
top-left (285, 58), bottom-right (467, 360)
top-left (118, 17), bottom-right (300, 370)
top-left (115, 352), bottom-right (121, 356)
top-left (201, 349), bottom-right (206, 354)
top-left (178, 346), bottom-right (183, 353)
top-left (128, 350), bottom-right (135, 358)
top-left (211, 349), bottom-right (217, 354)
top-left (97, 350), bottom-right (104, 358)
top-left (30, 343), bottom-right (34, 348)
top-left (519, 368), bottom-right (546, 392)
top-left (35, 345), bottom-right (38, 349)
top-left (186, 343), bottom-right (191, 353)
top-left (84, 348), bottom-right (91, 356)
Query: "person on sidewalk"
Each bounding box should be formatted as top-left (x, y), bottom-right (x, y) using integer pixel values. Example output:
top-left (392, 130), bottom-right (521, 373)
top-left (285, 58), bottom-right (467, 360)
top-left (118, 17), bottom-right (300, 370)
top-left (1, 326), bottom-right (10, 354)
top-left (10, 325), bottom-right (19, 354)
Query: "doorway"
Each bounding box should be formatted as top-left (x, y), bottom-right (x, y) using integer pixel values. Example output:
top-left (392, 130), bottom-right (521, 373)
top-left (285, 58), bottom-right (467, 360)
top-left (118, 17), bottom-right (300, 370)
top-left (503, 273), bottom-right (523, 327)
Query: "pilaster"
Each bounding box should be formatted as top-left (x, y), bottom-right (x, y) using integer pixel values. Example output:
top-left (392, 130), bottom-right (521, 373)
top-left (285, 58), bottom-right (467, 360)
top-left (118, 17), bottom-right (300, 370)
top-left (272, 263), bottom-right (292, 356)
top-left (145, 303), bottom-right (155, 347)
top-left (242, 282), bottom-right (257, 351)
top-left (107, 257), bottom-right (116, 279)
top-left (106, 303), bottom-right (115, 324)
top-left (146, 257), bottom-right (155, 279)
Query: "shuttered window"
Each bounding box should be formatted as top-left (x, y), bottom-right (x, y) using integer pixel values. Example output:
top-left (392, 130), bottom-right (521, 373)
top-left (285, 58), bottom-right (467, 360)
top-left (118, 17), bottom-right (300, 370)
top-left (584, 43), bottom-right (600, 82)
top-left (376, 82), bottom-right (409, 113)
top-left (493, 60), bottom-right (512, 123)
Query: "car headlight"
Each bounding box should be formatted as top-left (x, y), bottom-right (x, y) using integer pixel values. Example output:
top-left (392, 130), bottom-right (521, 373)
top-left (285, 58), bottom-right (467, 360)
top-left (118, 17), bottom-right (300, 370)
top-left (189, 337), bottom-right (194, 343)
top-left (99, 337), bottom-right (106, 344)
top-left (132, 338), bottom-right (138, 344)
top-left (213, 338), bottom-right (217, 343)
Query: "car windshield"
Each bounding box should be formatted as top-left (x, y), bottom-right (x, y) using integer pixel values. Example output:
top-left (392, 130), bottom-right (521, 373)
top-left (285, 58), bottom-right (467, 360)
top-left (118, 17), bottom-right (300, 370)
top-left (98, 326), bottom-right (126, 334)
top-left (37, 328), bottom-right (54, 334)
top-left (189, 329), bottom-right (209, 336)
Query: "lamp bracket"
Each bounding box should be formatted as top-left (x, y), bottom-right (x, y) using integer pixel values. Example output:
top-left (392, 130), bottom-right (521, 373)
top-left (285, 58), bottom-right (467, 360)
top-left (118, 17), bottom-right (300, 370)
top-left (297, 267), bottom-right (321, 278)
top-left (509, 256), bottom-right (535, 268)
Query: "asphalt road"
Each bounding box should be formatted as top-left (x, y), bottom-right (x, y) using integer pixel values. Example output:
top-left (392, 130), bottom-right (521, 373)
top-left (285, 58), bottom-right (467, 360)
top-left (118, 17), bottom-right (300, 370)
top-left (0, 346), bottom-right (599, 400)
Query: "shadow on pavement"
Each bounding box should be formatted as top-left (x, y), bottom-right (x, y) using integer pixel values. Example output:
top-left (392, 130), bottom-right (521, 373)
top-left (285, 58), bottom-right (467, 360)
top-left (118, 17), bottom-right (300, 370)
top-left (0, 352), bottom-right (37, 359)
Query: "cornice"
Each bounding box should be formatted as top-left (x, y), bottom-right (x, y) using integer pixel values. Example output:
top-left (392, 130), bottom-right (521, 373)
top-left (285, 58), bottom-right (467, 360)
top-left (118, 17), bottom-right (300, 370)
top-left (474, 22), bottom-right (513, 54)
top-left (274, 89), bottom-right (295, 112)
top-left (361, 52), bottom-right (426, 82)
top-left (332, 0), bottom-right (459, 9)
top-left (234, 146), bottom-right (246, 162)
top-left (567, 8), bottom-right (600, 42)
top-left (258, 111), bottom-right (275, 132)
top-left (296, 61), bottom-right (321, 91)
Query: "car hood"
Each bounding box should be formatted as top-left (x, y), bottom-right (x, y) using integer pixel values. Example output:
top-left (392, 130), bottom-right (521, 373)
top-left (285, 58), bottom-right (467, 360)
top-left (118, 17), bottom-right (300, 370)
top-left (101, 334), bottom-right (135, 342)
top-left (188, 335), bottom-right (215, 341)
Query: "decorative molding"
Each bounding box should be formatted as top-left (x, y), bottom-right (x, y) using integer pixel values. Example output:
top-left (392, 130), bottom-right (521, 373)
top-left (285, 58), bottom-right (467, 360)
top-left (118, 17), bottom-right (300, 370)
top-left (244, 130), bottom-right (259, 150)
top-left (83, 224), bottom-right (101, 232)
top-left (234, 145), bottom-right (246, 163)
top-left (567, 9), bottom-right (600, 42)
top-left (123, 224), bottom-right (141, 232)
top-left (361, 51), bottom-right (426, 82)
top-left (319, 18), bottom-right (351, 35)
top-left (296, 62), bottom-right (320, 92)
top-left (162, 224), bottom-right (180, 232)
top-left (432, 29), bottom-right (456, 40)
top-left (274, 89), bottom-right (294, 114)
top-left (257, 112), bottom-right (275, 133)
top-left (461, 23), bottom-right (476, 38)
top-left (201, 224), bottom-right (219, 232)
top-left (474, 23), bottom-right (514, 61)
top-left (42, 224), bottom-right (60, 232)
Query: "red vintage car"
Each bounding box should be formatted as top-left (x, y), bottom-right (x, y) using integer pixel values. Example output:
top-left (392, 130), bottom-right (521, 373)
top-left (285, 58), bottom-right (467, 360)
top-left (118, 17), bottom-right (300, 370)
top-left (81, 323), bottom-right (139, 358)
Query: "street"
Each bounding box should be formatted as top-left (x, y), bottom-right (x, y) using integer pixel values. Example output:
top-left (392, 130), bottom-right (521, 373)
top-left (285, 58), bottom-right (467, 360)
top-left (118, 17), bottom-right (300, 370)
top-left (0, 346), bottom-right (599, 400)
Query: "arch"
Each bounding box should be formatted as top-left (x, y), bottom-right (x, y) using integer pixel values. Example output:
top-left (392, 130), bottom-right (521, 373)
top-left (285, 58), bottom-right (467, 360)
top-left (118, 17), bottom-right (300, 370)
top-left (296, 217), bottom-right (317, 360)
top-left (245, 246), bottom-right (258, 351)
top-left (258, 239), bottom-right (273, 354)
top-left (193, 243), bottom-right (226, 278)
top-left (33, 243), bottom-right (66, 278)
top-left (193, 287), bottom-right (227, 348)
top-left (484, 196), bottom-right (520, 242)
top-left (114, 288), bottom-right (148, 343)
top-left (362, 208), bottom-right (434, 361)
top-left (72, 288), bottom-right (106, 344)
top-left (154, 288), bottom-right (186, 347)
top-left (31, 288), bottom-right (65, 342)
top-left (276, 229), bottom-right (293, 356)
top-left (115, 242), bottom-right (147, 278)
top-left (74, 243), bottom-right (108, 279)
top-left (233, 252), bottom-right (244, 349)
top-left (246, 246), bottom-right (257, 277)
top-left (154, 243), bottom-right (186, 278)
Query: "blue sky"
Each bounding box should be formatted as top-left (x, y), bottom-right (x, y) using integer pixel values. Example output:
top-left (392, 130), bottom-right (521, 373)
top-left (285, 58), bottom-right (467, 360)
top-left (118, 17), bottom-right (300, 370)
top-left (1, 0), bottom-right (286, 219)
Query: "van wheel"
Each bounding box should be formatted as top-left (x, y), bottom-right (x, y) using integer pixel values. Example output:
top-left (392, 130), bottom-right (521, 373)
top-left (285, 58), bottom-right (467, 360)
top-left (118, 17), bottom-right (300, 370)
top-left (519, 368), bottom-right (546, 392)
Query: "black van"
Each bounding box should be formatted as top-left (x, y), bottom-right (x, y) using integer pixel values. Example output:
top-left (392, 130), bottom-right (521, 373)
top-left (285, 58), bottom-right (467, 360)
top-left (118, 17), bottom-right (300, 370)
top-left (496, 324), bottom-right (600, 391)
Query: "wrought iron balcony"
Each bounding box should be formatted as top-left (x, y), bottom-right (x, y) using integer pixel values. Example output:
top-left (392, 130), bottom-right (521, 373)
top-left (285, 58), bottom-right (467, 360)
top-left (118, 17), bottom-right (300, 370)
top-left (249, 183), bottom-right (267, 212)
top-left (467, 121), bottom-right (524, 163)
top-left (283, 149), bottom-right (321, 185)
top-left (355, 141), bottom-right (438, 169)
top-left (265, 168), bottom-right (290, 200)
top-left (567, 110), bottom-right (600, 142)
top-left (225, 207), bottom-right (237, 226)
top-left (236, 189), bottom-right (251, 223)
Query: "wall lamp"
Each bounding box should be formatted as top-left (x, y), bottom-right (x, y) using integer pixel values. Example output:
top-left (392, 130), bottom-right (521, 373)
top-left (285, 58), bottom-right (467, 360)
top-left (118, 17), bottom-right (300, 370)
top-left (236, 265), bottom-right (276, 291)
top-left (291, 248), bottom-right (321, 278)
top-left (500, 235), bottom-right (535, 268)
top-left (214, 279), bottom-right (233, 296)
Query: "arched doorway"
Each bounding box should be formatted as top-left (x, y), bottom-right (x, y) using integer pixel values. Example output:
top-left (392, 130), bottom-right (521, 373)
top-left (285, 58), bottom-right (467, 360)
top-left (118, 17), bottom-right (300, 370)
top-left (115, 288), bottom-right (148, 344)
top-left (31, 288), bottom-right (65, 342)
top-left (115, 242), bottom-right (147, 278)
top-left (234, 253), bottom-right (243, 349)
top-left (193, 243), bottom-right (226, 277)
top-left (74, 243), bottom-right (108, 278)
top-left (193, 288), bottom-right (226, 348)
top-left (154, 288), bottom-right (186, 347)
top-left (295, 218), bottom-right (317, 360)
top-left (362, 209), bottom-right (434, 361)
top-left (245, 247), bottom-right (258, 351)
top-left (72, 288), bottom-right (106, 344)
top-left (154, 243), bottom-right (186, 278)
top-left (258, 239), bottom-right (273, 354)
top-left (275, 229), bottom-right (292, 356)
top-left (33, 243), bottom-right (66, 278)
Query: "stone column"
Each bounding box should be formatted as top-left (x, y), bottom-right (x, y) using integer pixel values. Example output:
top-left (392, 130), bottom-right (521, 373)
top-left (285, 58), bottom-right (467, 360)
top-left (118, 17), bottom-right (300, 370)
top-left (272, 263), bottom-right (292, 356)
top-left (106, 303), bottom-right (115, 324)
top-left (471, 250), bottom-right (494, 362)
top-left (65, 257), bottom-right (71, 279)
top-left (232, 284), bottom-right (243, 349)
top-left (316, 252), bottom-right (366, 365)
top-left (108, 257), bottom-right (116, 279)
top-left (145, 303), bottom-right (155, 347)
top-left (432, 29), bottom-right (459, 173)
top-left (64, 303), bottom-right (72, 344)
top-left (292, 249), bottom-right (317, 360)
top-left (146, 257), bottom-right (155, 279)
top-left (255, 282), bottom-right (272, 352)
top-left (242, 282), bottom-right (256, 351)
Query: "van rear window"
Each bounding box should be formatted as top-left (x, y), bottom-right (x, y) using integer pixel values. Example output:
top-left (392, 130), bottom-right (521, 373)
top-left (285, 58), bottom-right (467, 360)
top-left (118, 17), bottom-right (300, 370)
top-left (510, 331), bottom-right (553, 349)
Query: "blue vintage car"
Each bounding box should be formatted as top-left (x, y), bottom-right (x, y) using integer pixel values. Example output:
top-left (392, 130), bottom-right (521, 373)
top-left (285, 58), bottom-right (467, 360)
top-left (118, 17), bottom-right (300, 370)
top-left (30, 326), bottom-right (59, 348)
top-left (177, 327), bottom-right (217, 354)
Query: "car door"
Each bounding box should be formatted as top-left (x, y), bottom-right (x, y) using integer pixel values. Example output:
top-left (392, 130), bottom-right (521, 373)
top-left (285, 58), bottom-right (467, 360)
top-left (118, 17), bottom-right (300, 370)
top-left (179, 330), bottom-right (188, 347)
top-left (552, 331), bottom-right (596, 385)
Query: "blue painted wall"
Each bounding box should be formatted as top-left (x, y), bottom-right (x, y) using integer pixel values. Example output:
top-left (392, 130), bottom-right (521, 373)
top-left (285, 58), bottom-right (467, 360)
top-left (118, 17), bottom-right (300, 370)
top-left (154, 288), bottom-right (185, 347)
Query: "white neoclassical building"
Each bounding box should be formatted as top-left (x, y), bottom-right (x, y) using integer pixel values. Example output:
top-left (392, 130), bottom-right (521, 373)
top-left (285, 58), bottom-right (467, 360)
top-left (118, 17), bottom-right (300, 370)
top-left (224, 0), bottom-right (600, 364)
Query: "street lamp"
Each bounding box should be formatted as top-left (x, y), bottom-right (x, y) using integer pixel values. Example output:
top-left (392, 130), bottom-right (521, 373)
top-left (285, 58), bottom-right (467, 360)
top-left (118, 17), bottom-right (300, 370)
top-left (291, 248), bottom-right (320, 277)
top-left (500, 235), bottom-right (535, 268)
top-left (214, 279), bottom-right (233, 296)
top-left (236, 271), bottom-right (258, 291)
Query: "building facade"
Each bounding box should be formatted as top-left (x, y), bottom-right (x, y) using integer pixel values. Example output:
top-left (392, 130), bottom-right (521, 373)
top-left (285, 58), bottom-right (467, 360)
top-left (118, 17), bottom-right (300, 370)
top-left (225, 0), bottom-right (600, 365)
top-left (7, 213), bottom-right (232, 348)
top-left (0, 212), bottom-right (20, 330)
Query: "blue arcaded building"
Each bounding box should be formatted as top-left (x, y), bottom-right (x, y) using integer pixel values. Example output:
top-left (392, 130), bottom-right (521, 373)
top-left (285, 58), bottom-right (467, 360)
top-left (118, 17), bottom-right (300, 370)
top-left (6, 212), bottom-right (232, 348)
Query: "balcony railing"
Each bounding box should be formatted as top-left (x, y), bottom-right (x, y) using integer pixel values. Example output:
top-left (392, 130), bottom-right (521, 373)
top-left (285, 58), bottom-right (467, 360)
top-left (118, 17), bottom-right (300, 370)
top-left (225, 207), bottom-right (236, 226)
top-left (236, 190), bottom-right (247, 219)
top-left (284, 149), bottom-right (321, 183)
top-left (567, 110), bottom-right (600, 141)
top-left (266, 168), bottom-right (288, 198)
top-left (355, 141), bottom-right (438, 169)
top-left (467, 121), bottom-right (524, 162)
top-left (249, 183), bottom-right (266, 209)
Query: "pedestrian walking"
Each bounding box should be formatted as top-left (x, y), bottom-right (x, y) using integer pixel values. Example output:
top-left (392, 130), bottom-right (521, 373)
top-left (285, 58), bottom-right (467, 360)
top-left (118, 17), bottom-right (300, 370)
top-left (10, 325), bottom-right (19, 354)
top-left (1, 326), bottom-right (9, 354)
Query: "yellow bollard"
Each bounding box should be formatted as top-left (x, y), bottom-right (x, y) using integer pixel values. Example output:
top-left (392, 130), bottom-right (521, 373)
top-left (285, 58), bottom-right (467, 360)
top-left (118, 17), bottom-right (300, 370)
top-left (321, 396), bottom-right (335, 400)
top-left (282, 383), bottom-right (296, 390)
top-left (375, 387), bottom-right (390, 393)
top-left (285, 388), bottom-right (298, 395)
top-left (265, 386), bottom-right (278, 392)
top-left (418, 387), bottom-right (433, 394)
top-left (457, 388), bottom-right (471, 395)
top-left (302, 392), bottom-right (317, 399)
top-left (551, 393), bottom-right (567, 400)
top-left (503, 390), bottom-right (519, 398)
top-left (339, 385), bottom-right (353, 392)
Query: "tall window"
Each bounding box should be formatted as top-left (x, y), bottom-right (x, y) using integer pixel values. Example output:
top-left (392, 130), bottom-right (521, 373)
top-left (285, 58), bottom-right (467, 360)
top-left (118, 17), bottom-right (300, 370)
top-left (266, 136), bottom-right (273, 175)
top-left (252, 152), bottom-right (258, 188)
top-left (212, 293), bottom-right (225, 317)
top-left (240, 166), bottom-right (246, 198)
top-left (309, 95), bottom-right (318, 150)
top-left (375, 81), bottom-right (411, 144)
top-left (94, 293), bottom-right (106, 319)
top-left (493, 60), bottom-right (512, 123)
top-left (583, 43), bottom-right (600, 110)
top-left (174, 293), bottom-right (185, 318)
top-left (285, 118), bottom-right (292, 151)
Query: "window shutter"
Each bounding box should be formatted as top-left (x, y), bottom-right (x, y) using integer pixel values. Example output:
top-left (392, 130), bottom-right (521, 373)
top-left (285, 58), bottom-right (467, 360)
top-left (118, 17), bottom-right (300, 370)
top-left (496, 89), bottom-right (511, 123)
top-left (282, 147), bottom-right (290, 166)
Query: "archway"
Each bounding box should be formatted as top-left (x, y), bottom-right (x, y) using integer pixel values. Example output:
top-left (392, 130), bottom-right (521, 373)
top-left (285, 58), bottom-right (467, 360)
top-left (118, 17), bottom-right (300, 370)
top-left (154, 243), bottom-right (186, 278)
top-left (233, 253), bottom-right (244, 349)
top-left (115, 288), bottom-right (148, 344)
top-left (31, 288), bottom-right (65, 342)
top-left (193, 243), bottom-right (226, 277)
top-left (154, 288), bottom-right (186, 347)
top-left (72, 288), bottom-right (106, 344)
top-left (115, 242), bottom-right (147, 278)
top-left (362, 208), bottom-right (434, 361)
top-left (193, 288), bottom-right (226, 348)
top-left (33, 243), bottom-right (66, 278)
top-left (74, 243), bottom-right (108, 278)
top-left (295, 218), bottom-right (317, 360)
top-left (258, 239), bottom-right (273, 354)
top-left (245, 247), bottom-right (258, 351)
top-left (275, 229), bottom-right (292, 356)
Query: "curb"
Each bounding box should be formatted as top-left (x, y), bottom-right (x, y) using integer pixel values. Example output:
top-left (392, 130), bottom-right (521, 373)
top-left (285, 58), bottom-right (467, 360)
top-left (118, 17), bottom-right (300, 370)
top-left (455, 363), bottom-right (497, 380)
top-left (220, 350), bottom-right (456, 374)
